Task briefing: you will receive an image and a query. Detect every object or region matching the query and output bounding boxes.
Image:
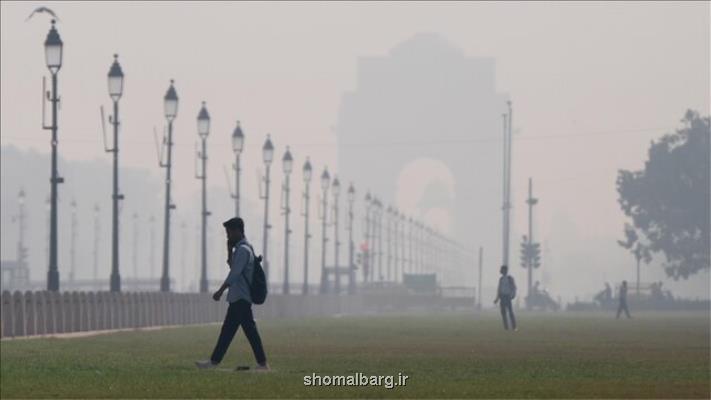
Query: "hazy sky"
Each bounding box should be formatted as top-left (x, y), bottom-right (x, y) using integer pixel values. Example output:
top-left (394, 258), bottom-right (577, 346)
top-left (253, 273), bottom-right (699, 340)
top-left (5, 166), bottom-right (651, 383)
top-left (1, 1), bottom-right (709, 298)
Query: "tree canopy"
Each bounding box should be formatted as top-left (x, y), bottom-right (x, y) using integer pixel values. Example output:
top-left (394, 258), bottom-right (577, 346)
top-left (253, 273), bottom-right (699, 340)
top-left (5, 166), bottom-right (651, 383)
top-left (616, 110), bottom-right (710, 279)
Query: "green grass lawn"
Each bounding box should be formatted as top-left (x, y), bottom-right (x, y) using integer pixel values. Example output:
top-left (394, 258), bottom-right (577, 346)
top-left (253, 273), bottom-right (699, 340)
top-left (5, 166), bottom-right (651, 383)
top-left (1, 311), bottom-right (709, 398)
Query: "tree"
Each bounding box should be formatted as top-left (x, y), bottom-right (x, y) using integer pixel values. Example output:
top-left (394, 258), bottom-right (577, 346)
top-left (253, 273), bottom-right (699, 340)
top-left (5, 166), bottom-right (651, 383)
top-left (616, 110), bottom-right (710, 279)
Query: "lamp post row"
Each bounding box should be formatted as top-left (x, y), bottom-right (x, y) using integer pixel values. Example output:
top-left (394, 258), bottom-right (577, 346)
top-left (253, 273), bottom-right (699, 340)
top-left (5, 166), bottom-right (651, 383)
top-left (37, 19), bottom-right (467, 294)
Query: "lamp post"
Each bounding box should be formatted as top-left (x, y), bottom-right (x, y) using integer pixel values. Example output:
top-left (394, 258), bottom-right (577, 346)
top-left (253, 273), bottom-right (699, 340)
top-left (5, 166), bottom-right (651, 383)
top-left (301, 158), bottom-right (312, 295)
top-left (17, 189), bottom-right (28, 275)
top-left (70, 200), bottom-right (77, 283)
top-left (92, 204), bottom-right (100, 284)
top-left (260, 135), bottom-right (274, 281)
top-left (375, 199), bottom-right (384, 281)
top-left (196, 102), bottom-right (210, 293)
top-left (281, 147), bottom-right (293, 294)
top-left (231, 121), bottom-right (244, 217)
top-left (332, 176), bottom-right (341, 294)
top-left (347, 183), bottom-right (356, 294)
top-left (318, 168), bottom-right (330, 294)
top-left (43, 20), bottom-right (63, 291)
top-left (408, 217), bottom-right (414, 275)
top-left (160, 80), bottom-right (178, 292)
top-left (363, 192), bottom-right (372, 283)
top-left (107, 54), bottom-right (125, 292)
top-left (386, 206), bottom-right (393, 282)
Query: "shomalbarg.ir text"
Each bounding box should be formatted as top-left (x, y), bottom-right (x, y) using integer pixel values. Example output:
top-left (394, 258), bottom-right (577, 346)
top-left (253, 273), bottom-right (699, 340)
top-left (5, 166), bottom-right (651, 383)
top-left (304, 372), bottom-right (409, 389)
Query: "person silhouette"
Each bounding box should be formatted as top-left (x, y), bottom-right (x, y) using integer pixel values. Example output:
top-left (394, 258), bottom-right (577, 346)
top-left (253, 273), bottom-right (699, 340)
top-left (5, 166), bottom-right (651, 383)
top-left (195, 217), bottom-right (269, 371)
top-left (494, 265), bottom-right (517, 331)
top-left (616, 280), bottom-right (631, 319)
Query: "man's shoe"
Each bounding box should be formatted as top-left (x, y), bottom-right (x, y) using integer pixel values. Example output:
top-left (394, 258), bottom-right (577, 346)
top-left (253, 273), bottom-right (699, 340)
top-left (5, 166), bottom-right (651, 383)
top-left (254, 363), bottom-right (270, 372)
top-left (195, 360), bottom-right (218, 369)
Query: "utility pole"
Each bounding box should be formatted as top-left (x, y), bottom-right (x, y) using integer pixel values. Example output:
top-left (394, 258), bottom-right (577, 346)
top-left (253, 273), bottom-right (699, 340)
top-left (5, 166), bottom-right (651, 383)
top-left (526, 177), bottom-right (538, 301)
top-left (502, 101), bottom-right (513, 268)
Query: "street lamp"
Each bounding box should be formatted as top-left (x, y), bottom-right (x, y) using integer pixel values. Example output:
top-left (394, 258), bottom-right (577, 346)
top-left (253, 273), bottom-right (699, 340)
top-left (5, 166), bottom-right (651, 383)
top-left (17, 189), bottom-right (27, 277)
top-left (281, 147), bottom-right (293, 295)
top-left (43, 20), bottom-right (63, 291)
top-left (196, 101), bottom-right (210, 293)
top-left (160, 80), bottom-right (178, 292)
top-left (301, 158), bottom-right (312, 295)
top-left (260, 134), bottom-right (274, 281)
top-left (347, 183), bottom-right (356, 294)
top-left (332, 176), bottom-right (341, 294)
top-left (107, 54), bottom-right (124, 292)
top-left (363, 192), bottom-right (372, 283)
top-left (386, 206), bottom-right (393, 282)
top-left (231, 121), bottom-right (244, 217)
top-left (319, 167), bottom-right (330, 294)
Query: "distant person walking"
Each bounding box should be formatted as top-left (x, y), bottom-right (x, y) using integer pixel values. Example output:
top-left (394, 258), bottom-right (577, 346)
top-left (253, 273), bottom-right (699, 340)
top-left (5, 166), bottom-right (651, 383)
top-left (494, 265), bottom-right (517, 331)
top-left (616, 280), bottom-right (632, 319)
top-left (196, 217), bottom-right (269, 371)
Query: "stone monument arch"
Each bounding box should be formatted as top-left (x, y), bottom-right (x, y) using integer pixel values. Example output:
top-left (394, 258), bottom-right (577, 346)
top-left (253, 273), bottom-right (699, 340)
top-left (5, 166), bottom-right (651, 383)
top-left (335, 33), bottom-right (508, 280)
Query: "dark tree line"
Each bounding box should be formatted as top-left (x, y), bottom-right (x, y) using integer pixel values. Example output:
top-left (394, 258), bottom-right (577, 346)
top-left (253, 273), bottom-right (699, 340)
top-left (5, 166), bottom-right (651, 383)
top-left (617, 110), bottom-right (710, 279)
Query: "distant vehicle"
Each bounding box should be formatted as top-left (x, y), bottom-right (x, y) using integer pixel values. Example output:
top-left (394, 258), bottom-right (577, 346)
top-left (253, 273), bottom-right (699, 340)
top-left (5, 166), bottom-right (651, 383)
top-left (525, 281), bottom-right (560, 311)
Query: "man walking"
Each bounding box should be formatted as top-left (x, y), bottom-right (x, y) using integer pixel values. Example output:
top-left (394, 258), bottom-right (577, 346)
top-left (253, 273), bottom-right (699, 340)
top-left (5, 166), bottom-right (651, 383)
top-left (494, 265), bottom-right (517, 331)
top-left (616, 280), bottom-right (632, 319)
top-left (196, 217), bottom-right (269, 370)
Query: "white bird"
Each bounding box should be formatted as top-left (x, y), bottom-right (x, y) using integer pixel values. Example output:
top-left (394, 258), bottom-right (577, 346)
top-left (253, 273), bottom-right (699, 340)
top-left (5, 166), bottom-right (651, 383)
top-left (26, 7), bottom-right (60, 22)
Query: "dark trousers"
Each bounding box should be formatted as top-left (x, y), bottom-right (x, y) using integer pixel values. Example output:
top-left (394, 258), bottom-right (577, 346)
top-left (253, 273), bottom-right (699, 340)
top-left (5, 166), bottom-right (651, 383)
top-left (210, 300), bottom-right (267, 365)
top-left (499, 295), bottom-right (517, 330)
top-left (616, 300), bottom-right (631, 319)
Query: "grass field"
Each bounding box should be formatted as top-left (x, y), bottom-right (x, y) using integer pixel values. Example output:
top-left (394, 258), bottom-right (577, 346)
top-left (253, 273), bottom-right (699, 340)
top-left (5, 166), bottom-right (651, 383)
top-left (1, 311), bottom-right (709, 398)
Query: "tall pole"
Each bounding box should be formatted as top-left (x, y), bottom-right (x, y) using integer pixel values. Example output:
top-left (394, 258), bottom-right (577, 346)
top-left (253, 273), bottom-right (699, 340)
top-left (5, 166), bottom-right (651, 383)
top-left (347, 184), bottom-right (355, 294)
top-left (363, 196), bottom-right (372, 283)
top-left (93, 204), bottom-right (100, 283)
top-left (302, 179), bottom-right (311, 295)
top-left (333, 182), bottom-right (341, 294)
top-left (377, 203), bottom-right (384, 281)
top-left (47, 69), bottom-right (61, 291)
top-left (319, 171), bottom-right (330, 294)
top-left (196, 102), bottom-right (210, 293)
top-left (70, 200), bottom-right (77, 282)
top-left (235, 153), bottom-right (241, 217)
top-left (199, 136), bottom-right (208, 293)
top-left (526, 177), bottom-right (537, 301)
top-left (478, 246), bottom-right (483, 309)
top-left (17, 190), bottom-right (27, 277)
top-left (132, 212), bottom-right (139, 280)
top-left (386, 207), bottom-right (392, 282)
top-left (160, 118), bottom-right (175, 292)
top-left (262, 163), bottom-right (271, 281)
top-left (282, 163), bottom-right (291, 295)
top-left (109, 97), bottom-right (122, 292)
top-left (149, 215), bottom-right (156, 280)
top-left (180, 221), bottom-right (186, 292)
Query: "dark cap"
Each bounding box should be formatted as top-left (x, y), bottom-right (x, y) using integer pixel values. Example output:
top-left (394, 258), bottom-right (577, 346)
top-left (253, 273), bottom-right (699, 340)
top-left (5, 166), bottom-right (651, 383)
top-left (223, 217), bottom-right (244, 232)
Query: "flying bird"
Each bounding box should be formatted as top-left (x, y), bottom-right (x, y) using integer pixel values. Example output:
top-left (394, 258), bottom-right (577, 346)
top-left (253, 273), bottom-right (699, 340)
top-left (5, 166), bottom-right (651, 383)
top-left (26, 7), bottom-right (60, 22)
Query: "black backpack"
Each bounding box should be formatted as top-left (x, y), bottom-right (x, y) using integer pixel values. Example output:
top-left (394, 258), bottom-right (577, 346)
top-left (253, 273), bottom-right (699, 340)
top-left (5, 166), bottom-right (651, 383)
top-left (240, 244), bottom-right (268, 305)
